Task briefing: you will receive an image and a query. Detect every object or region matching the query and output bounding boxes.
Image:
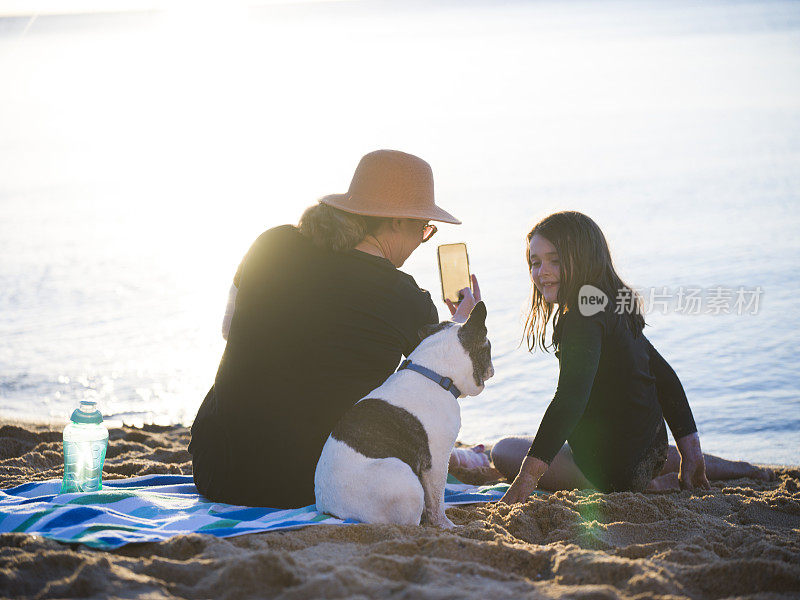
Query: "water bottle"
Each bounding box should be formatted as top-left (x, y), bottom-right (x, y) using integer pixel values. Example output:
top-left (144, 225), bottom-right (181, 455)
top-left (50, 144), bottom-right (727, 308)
top-left (61, 400), bottom-right (109, 493)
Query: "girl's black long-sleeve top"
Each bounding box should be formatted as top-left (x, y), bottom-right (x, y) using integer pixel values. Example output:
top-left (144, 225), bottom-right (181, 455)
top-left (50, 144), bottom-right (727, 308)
top-left (527, 307), bottom-right (697, 491)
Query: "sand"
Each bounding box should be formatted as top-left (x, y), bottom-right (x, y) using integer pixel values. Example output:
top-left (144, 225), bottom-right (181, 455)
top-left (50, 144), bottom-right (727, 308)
top-left (1, 421), bottom-right (798, 599)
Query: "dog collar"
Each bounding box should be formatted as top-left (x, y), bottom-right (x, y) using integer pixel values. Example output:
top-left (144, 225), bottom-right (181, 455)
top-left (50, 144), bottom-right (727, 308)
top-left (397, 360), bottom-right (461, 399)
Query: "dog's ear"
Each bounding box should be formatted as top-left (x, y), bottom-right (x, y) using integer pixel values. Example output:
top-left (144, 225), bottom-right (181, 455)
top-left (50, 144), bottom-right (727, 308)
top-left (459, 302), bottom-right (487, 343)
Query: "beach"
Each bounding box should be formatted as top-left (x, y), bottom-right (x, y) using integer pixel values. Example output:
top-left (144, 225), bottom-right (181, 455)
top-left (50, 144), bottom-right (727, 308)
top-left (2, 2), bottom-right (799, 597)
top-left (2, 421), bottom-right (798, 599)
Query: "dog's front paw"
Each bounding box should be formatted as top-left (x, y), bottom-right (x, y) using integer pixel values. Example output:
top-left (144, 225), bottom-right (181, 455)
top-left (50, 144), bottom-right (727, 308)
top-left (431, 515), bottom-right (456, 529)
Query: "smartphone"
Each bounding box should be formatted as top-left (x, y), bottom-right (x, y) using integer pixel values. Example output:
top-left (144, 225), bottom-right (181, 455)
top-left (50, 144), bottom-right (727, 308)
top-left (437, 243), bottom-right (471, 304)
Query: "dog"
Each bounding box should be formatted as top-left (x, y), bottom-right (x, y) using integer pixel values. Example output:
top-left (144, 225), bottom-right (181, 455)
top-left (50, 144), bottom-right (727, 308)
top-left (314, 301), bottom-right (493, 528)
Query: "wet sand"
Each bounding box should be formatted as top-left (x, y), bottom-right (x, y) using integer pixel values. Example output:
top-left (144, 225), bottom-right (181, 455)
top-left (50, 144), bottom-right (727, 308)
top-left (1, 421), bottom-right (798, 599)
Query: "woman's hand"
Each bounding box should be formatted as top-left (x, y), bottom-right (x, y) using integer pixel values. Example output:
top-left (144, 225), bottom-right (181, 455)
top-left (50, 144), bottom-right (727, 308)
top-left (676, 433), bottom-right (711, 490)
top-left (500, 456), bottom-right (548, 505)
top-left (447, 275), bottom-right (481, 323)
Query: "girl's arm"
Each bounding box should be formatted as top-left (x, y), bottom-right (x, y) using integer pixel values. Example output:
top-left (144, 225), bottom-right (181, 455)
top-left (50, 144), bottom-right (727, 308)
top-left (646, 339), bottom-right (709, 489)
top-left (646, 338), bottom-right (697, 439)
top-left (527, 313), bottom-right (604, 464)
top-left (501, 312), bottom-right (603, 504)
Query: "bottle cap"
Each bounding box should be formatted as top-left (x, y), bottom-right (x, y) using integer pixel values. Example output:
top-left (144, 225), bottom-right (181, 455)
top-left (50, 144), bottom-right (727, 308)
top-left (71, 400), bottom-right (103, 424)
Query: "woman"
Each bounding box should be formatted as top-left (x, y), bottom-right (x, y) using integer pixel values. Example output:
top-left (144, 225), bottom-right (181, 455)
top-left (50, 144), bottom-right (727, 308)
top-left (497, 211), bottom-right (770, 504)
top-left (189, 150), bottom-right (479, 508)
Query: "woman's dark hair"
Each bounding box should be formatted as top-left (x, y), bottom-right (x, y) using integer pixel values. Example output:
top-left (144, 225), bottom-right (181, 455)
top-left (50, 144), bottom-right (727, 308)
top-left (298, 202), bottom-right (390, 252)
top-left (523, 211), bottom-right (645, 352)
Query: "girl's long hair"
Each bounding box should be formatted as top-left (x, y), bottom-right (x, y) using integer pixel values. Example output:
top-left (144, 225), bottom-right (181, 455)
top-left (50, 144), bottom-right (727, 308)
top-left (523, 211), bottom-right (645, 352)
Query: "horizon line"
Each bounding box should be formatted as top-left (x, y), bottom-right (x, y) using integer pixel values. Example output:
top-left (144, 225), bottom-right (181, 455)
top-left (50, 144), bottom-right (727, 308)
top-left (0, 0), bottom-right (355, 19)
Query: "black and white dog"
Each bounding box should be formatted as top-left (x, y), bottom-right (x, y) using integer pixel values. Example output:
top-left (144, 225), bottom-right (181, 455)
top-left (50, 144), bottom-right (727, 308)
top-left (314, 302), bottom-right (493, 528)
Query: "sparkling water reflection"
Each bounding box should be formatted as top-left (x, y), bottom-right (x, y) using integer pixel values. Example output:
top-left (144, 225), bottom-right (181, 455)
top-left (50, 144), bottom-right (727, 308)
top-left (1, 1), bottom-right (798, 464)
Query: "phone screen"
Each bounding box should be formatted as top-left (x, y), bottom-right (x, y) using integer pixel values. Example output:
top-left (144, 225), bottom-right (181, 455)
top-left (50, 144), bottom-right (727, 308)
top-left (437, 243), bottom-right (471, 304)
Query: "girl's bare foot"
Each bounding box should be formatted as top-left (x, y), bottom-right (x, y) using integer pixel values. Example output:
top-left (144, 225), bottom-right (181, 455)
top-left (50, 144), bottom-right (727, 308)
top-left (751, 465), bottom-right (776, 481)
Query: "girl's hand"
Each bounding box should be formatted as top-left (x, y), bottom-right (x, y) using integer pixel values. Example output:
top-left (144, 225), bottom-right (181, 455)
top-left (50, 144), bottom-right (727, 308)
top-left (500, 473), bottom-right (538, 505)
top-left (676, 433), bottom-right (711, 490)
top-left (499, 456), bottom-right (548, 505)
top-left (447, 275), bottom-right (481, 323)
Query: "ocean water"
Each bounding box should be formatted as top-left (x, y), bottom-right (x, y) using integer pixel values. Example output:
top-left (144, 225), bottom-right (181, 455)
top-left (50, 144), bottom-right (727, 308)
top-left (1, 0), bottom-right (799, 465)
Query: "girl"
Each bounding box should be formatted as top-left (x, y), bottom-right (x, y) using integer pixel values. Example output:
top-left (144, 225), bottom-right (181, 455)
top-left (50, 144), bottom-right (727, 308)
top-left (496, 211), bottom-right (771, 503)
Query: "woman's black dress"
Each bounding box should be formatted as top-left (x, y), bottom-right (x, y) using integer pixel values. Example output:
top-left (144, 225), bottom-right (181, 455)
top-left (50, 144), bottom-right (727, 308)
top-left (189, 225), bottom-right (438, 507)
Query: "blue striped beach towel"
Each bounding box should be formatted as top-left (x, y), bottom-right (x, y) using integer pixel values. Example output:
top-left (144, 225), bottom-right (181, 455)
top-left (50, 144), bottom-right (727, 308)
top-left (0, 474), bottom-right (510, 549)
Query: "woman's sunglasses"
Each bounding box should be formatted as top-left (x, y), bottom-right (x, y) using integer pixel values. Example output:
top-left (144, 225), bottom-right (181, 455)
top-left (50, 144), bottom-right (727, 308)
top-left (421, 223), bottom-right (437, 243)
